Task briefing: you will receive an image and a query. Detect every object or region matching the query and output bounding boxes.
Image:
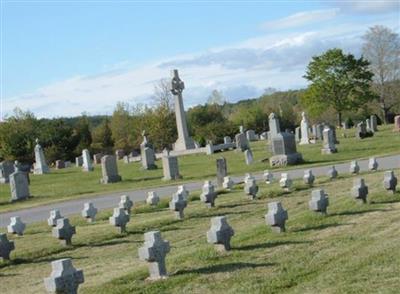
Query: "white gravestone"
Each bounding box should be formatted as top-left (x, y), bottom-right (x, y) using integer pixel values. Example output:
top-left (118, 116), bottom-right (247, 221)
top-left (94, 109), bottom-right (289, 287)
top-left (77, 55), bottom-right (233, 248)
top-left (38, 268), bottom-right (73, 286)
top-left (309, 189), bottom-right (329, 214)
top-left (33, 138), bottom-right (50, 174)
top-left (109, 208), bottom-right (130, 233)
top-left (200, 180), bottom-right (217, 208)
top-left (48, 209), bottom-right (63, 227)
top-left (299, 112), bottom-right (310, 145)
top-left (82, 149), bottom-right (94, 172)
top-left (351, 178), bottom-right (368, 203)
top-left (222, 176), bottom-right (234, 190)
top-left (207, 216), bottom-right (235, 251)
top-left (52, 218), bottom-right (76, 246)
top-left (81, 202), bottom-right (98, 222)
top-left (146, 191), bottom-right (160, 206)
top-left (7, 216), bottom-right (26, 236)
top-left (383, 171), bottom-right (397, 194)
top-left (265, 202), bottom-right (288, 233)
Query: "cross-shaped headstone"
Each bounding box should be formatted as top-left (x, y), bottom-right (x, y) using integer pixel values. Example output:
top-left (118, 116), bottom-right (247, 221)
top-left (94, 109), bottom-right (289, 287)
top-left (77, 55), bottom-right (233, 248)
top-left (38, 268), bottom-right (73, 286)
top-left (109, 208), bottom-right (130, 233)
top-left (138, 231), bottom-right (170, 280)
top-left (7, 216), bottom-right (26, 236)
top-left (279, 173), bottom-right (292, 190)
top-left (349, 160), bottom-right (360, 174)
top-left (265, 202), bottom-right (288, 233)
top-left (303, 169), bottom-right (315, 186)
top-left (119, 195), bottom-right (133, 214)
top-left (43, 258), bottom-right (84, 294)
top-left (222, 176), bottom-right (234, 190)
top-left (146, 191), bottom-right (160, 206)
top-left (48, 209), bottom-right (63, 227)
top-left (327, 165), bottom-right (338, 179)
top-left (0, 233), bottom-right (15, 260)
top-left (263, 170), bottom-right (274, 184)
top-left (177, 185), bottom-right (189, 200)
top-left (170, 69), bottom-right (185, 95)
top-left (383, 171), bottom-right (397, 194)
top-left (351, 178), bottom-right (368, 203)
top-left (309, 189), bottom-right (329, 214)
top-left (368, 157), bottom-right (378, 171)
top-left (244, 174), bottom-right (258, 200)
top-left (169, 191), bottom-right (187, 219)
top-left (52, 218), bottom-right (76, 246)
top-left (200, 180), bottom-right (217, 208)
top-left (81, 202), bottom-right (98, 222)
top-left (206, 216), bottom-right (235, 252)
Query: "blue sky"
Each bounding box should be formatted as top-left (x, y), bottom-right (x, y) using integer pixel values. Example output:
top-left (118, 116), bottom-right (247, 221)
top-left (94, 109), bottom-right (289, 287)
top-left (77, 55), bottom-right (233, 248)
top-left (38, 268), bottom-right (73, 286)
top-left (1, 0), bottom-right (399, 118)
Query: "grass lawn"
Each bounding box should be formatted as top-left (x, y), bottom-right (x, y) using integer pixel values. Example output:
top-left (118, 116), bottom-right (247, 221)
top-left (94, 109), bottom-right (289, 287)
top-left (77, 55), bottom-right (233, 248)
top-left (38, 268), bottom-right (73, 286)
top-left (0, 124), bottom-right (399, 213)
top-left (0, 169), bottom-right (399, 293)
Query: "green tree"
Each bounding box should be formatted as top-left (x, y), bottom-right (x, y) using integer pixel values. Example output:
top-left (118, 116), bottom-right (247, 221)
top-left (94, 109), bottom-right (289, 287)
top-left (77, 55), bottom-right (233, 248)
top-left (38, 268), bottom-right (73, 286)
top-left (302, 48), bottom-right (376, 126)
top-left (74, 115), bottom-right (92, 154)
top-left (110, 102), bottom-right (134, 151)
top-left (91, 118), bottom-right (114, 153)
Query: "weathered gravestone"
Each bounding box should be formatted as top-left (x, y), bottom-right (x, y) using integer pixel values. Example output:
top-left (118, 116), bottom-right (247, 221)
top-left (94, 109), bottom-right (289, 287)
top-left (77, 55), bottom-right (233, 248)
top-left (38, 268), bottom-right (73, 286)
top-left (169, 190), bottom-right (187, 219)
top-left (383, 171), bottom-right (397, 194)
top-left (52, 218), bottom-right (76, 246)
top-left (349, 160), bottom-right (360, 174)
top-left (93, 153), bottom-right (103, 164)
top-left (109, 208), bottom-right (130, 233)
top-left (162, 155), bottom-right (181, 180)
top-left (48, 209), bottom-right (63, 227)
top-left (7, 216), bottom-right (26, 236)
top-left (43, 258), bottom-right (84, 294)
top-left (246, 129), bottom-right (256, 141)
top-left (368, 157), bottom-right (378, 171)
top-left (55, 160), bottom-right (65, 169)
top-left (265, 202), bottom-right (288, 233)
top-left (200, 180), bottom-right (217, 208)
top-left (9, 162), bottom-right (30, 201)
top-left (303, 169), bottom-right (315, 186)
top-left (235, 129), bottom-right (249, 152)
top-left (351, 178), bottom-right (368, 203)
top-left (0, 160), bottom-right (15, 184)
top-left (366, 118), bottom-right (372, 132)
top-left (223, 176), bottom-right (234, 190)
top-left (138, 231), bottom-right (170, 280)
top-left (263, 170), bottom-right (274, 184)
top-left (327, 165), bottom-right (338, 179)
top-left (279, 173), bottom-right (292, 190)
top-left (119, 195), bottom-right (133, 214)
top-left (295, 127), bottom-right (301, 142)
top-left (81, 202), bottom-right (98, 222)
top-left (146, 191), bottom-right (160, 206)
top-left (299, 112), bottom-right (310, 145)
top-left (207, 216), bottom-right (234, 252)
top-left (394, 115), bottom-right (400, 131)
top-left (356, 122), bottom-right (373, 139)
top-left (100, 155), bottom-right (122, 184)
top-left (141, 147), bottom-right (157, 170)
top-left (370, 115), bottom-right (378, 132)
top-left (309, 189), bottom-right (329, 214)
top-left (82, 149), bottom-right (93, 172)
top-left (269, 113), bottom-right (303, 167)
top-left (223, 136), bottom-right (232, 144)
top-left (244, 174), bottom-right (258, 200)
top-left (33, 138), bottom-right (50, 174)
top-left (244, 149), bottom-right (254, 165)
top-left (75, 156), bottom-right (83, 167)
top-left (321, 126), bottom-right (337, 154)
top-left (216, 157), bottom-right (227, 187)
top-left (0, 233), bottom-right (15, 260)
top-left (115, 149), bottom-right (125, 160)
top-left (177, 185), bottom-right (189, 200)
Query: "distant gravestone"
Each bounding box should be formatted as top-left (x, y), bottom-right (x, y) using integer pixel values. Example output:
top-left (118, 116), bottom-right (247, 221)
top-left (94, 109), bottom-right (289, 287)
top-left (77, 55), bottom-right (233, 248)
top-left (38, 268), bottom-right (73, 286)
top-left (162, 155), bottom-right (181, 180)
top-left (295, 127), bottom-right (301, 142)
top-left (48, 209), bottom-right (63, 227)
top-left (0, 233), bottom-right (15, 260)
top-left (100, 155), bottom-right (122, 184)
top-left (123, 155), bottom-right (131, 164)
top-left (200, 180), bottom-right (217, 208)
top-left (299, 112), bottom-right (310, 145)
top-left (263, 170), bottom-right (274, 184)
top-left (146, 191), bottom-right (160, 206)
top-left (0, 160), bottom-right (15, 184)
top-left (222, 176), bottom-right (234, 190)
top-left (244, 174), bottom-right (258, 199)
top-left (138, 231), bottom-right (170, 280)
top-left (119, 195), bottom-right (133, 214)
top-left (207, 216), bottom-right (234, 251)
top-left (169, 191), bottom-right (187, 219)
top-left (327, 166), bottom-right (338, 179)
top-left (9, 162), bottom-right (30, 201)
top-left (279, 173), bottom-right (292, 190)
top-left (260, 132), bottom-right (268, 140)
top-left (52, 218), bottom-right (76, 246)
top-left (321, 126), bottom-right (337, 154)
top-left (7, 216), bottom-right (26, 236)
top-left (33, 138), bottom-right (50, 174)
top-left (115, 149), bottom-right (125, 160)
top-left (309, 189), bottom-right (329, 214)
top-left (383, 171), bottom-right (397, 194)
top-left (244, 149), bottom-right (254, 165)
top-left (235, 132), bottom-right (249, 152)
top-left (368, 157), bottom-right (378, 171)
top-left (366, 118), bottom-right (372, 132)
top-left (315, 124), bottom-right (324, 140)
top-left (75, 156), bottom-right (83, 167)
top-left (82, 149), bottom-right (94, 172)
top-left (81, 202), bottom-right (98, 222)
top-left (349, 160), bottom-right (360, 174)
top-left (303, 169), bottom-right (315, 186)
top-left (223, 136), bottom-right (232, 144)
top-left (356, 121), bottom-right (373, 139)
top-left (351, 178), bottom-right (368, 203)
top-left (55, 160), bottom-right (65, 169)
top-left (109, 208), bottom-right (130, 233)
top-left (265, 202), bottom-right (288, 233)
top-left (142, 147), bottom-right (157, 170)
top-left (246, 130), bottom-right (256, 141)
top-left (216, 157), bottom-right (227, 187)
top-left (43, 258), bottom-right (84, 294)
top-left (393, 115), bottom-right (400, 131)
top-left (370, 115), bottom-right (378, 132)
top-left (93, 153), bottom-right (103, 164)
top-left (177, 185), bottom-right (189, 200)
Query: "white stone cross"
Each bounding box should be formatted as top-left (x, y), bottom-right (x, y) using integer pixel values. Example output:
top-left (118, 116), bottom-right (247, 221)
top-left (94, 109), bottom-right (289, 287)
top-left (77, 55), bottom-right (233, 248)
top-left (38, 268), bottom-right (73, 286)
top-left (81, 202), bottom-right (98, 222)
top-left (368, 157), bottom-right (378, 171)
top-left (309, 189), bottom-right (329, 214)
top-left (169, 191), bottom-right (187, 219)
top-left (48, 209), bottom-right (63, 227)
top-left (303, 169), bottom-right (315, 186)
top-left (146, 191), bottom-right (160, 206)
top-left (206, 216), bottom-right (235, 251)
top-left (0, 233), bottom-right (15, 260)
top-left (265, 202), bottom-right (288, 233)
top-left (349, 160), bottom-right (360, 174)
top-left (119, 195), bottom-right (133, 214)
top-left (351, 178), bottom-right (368, 203)
top-left (200, 180), bottom-right (217, 208)
top-left (52, 218), bottom-right (76, 246)
top-left (222, 176), bottom-right (234, 190)
top-left (327, 165), bottom-right (338, 179)
top-left (263, 170), bottom-right (274, 184)
top-left (279, 173), bottom-right (292, 190)
top-left (7, 216), bottom-right (26, 236)
top-left (109, 208), bottom-right (130, 233)
top-left (138, 231), bottom-right (170, 280)
top-left (244, 174), bottom-right (258, 200)
top-left (383, 171), bottom-right (397, 194)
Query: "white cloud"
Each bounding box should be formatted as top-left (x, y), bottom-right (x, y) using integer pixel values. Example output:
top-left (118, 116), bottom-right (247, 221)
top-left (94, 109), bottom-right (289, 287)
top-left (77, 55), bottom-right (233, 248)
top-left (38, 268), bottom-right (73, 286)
top-left (333, 0), bottom-right (400, 14)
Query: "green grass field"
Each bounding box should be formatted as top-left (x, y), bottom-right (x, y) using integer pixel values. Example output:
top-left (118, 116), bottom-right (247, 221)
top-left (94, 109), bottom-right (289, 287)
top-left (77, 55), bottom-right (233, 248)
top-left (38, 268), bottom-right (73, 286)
top-left (0, 124), bottom-right (399, 213)
top-left (0, 169), bottom-right (399, 293)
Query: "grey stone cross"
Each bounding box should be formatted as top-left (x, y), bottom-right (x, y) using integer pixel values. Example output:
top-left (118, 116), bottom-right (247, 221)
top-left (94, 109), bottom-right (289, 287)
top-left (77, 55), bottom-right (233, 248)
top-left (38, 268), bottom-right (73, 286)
top-left (206, 216), bottom-right (235, 251)
top-left (368, 157), bottom-right (378, 171)
top-left (52, 218), bottom-right (76, 246)
top-left (265, 202), bottom-right (288, 233)
top-left (138, 231), bottom-right (170, 280)
top-left (109, 207), bottom-right (130, 233)
top-left (200, 180), bottom-right (217, 208)
top-left (309, 189), bottom-right (329, 214)
top-left (48, 209), bottom-right (63, 227)
top-left (7, 216), bottom-right (26, 236)
top-left (263, 170), bottom-right (274, 184)
top-left (146, 191), bottom-right (160, 206)
top-left (222, 176), bottom-right (234, 190)
top-left (81, 202), bottom-right (98, 222)
top-left (119, 195), bottom-right (133, 214)
top-left (383, 171), bottom-right (397, 194)
top-left (0, 233), bottom-right (15, 260)
top-left (349, 160), bottom-right (360, 174)
top-left (170, 69), bottom-right (185, 95)
top-left (327, 165), bottom-right (338, 179)
top-left (303, 169), bottom-right (315, 186)
top-left (279, 173), bottom-right (292, 190)
top-left (169, 191), bottom-right (187, 219)
top-left (351, 178), bottom-right (368, 203)
top-left (43, 258), bottom-right (84, 294)
top-left (244, 174), bottom-right (258, 200)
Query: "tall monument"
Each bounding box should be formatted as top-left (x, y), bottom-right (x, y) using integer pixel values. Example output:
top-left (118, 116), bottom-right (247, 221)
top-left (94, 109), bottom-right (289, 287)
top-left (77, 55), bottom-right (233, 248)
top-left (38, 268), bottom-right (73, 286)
top-left (170, 69), bottom-right (195, 151)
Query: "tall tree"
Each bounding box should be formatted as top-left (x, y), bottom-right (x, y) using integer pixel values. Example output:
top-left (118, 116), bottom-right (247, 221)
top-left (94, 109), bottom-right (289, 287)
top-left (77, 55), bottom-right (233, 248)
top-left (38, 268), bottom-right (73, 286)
top-left (91, 118), bottom-right (114, 152)
top-left (362, 25), bottom-right (400, 123)
top-left (110, 102), bottom-right (134, 151)
top-left (302, 48), bottom-right (376, 126)
top-left (74, 115), bottom-right (92, 154)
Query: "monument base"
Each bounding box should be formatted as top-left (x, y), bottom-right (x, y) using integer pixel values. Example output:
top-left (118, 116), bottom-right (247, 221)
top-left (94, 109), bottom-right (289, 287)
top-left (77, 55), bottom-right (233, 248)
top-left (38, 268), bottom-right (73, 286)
top-left (100, 175), bottom-right (122, 184)
top-left (173, 137), bottom-right (196, 151)
top-left (269, 153), bottom-right (303, 167)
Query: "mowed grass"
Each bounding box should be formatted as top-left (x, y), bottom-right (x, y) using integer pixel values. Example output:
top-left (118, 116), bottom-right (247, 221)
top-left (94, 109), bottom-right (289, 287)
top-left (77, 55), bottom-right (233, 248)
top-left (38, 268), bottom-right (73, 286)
top-left (0, 169), bottom-right (399, 293)
top-left (0, 124), bottom-right (399, 212)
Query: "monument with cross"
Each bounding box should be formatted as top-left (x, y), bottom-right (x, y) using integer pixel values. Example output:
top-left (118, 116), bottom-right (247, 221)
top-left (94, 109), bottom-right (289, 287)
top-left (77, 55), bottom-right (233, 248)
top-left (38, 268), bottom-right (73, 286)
top-left (43, 258), bottom-right (84, 293)
top-left (169, 69), bottom-right (195, 151)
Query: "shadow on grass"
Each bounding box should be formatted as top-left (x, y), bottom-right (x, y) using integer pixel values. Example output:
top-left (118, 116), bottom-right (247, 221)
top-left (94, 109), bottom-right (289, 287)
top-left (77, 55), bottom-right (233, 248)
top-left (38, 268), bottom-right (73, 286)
top-left (123, 176), bottom-right (162, 183)
top-left (189, 211), bottom-right (248, 220)
top-left (292, 222), bottom-right (351, 233)
top-left (217, 202), bottom-right (257, 209)
top-left (233, 240), bottom-right (312, 251)
top-left (174, 262), bottom-right (276, 275)
top-left (2, 255), bottom-right (88, 268)
top-left (329, 208), bottom-right (390, 217)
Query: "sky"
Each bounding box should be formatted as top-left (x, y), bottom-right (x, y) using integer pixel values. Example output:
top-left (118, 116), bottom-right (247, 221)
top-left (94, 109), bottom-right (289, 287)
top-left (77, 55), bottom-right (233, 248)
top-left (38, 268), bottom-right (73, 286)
top-left (1, 0), bottom-right (399, 119)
